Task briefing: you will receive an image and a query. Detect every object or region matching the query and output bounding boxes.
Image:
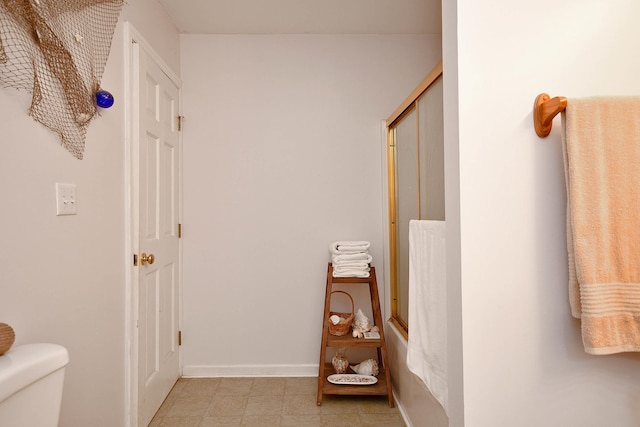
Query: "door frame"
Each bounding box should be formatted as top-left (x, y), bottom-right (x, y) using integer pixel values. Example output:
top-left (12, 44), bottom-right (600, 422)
top-left (124, 22), bottom-right (183, 427)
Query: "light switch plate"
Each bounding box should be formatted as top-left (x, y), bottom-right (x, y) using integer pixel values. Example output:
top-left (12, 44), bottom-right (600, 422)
top-left (55, 183), bottom-right (77, 215)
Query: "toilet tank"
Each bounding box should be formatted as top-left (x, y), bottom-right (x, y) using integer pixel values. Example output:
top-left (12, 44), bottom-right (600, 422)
top-left (0, 343), bottom-right (69, 427)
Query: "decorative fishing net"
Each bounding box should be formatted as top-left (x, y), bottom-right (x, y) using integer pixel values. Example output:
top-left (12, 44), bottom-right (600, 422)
top-left (0, 0), bottom-right (124, 159)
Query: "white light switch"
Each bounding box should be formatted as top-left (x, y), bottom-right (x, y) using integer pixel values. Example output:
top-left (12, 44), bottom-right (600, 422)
top-left (55, 183), bottom-right (77, 215)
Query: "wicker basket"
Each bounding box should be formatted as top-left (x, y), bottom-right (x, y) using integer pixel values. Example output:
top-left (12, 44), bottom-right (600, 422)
top-left (0, 323), bottom-right (15, 356)
top-left (328, 290), bottom-right (354, 336)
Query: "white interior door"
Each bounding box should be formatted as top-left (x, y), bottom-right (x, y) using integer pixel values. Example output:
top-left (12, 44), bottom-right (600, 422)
top-left (133, 40), bottom-right (181, 427)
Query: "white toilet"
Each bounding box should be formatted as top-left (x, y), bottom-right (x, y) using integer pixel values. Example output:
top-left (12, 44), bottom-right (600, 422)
top-left (0, 343), bottom-right (69, 427)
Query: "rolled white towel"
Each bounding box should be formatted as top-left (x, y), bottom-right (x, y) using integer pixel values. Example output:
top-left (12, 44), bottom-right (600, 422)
top-left (331, 253), bottom-right (373, 264)
top-left (329, 241), bottom-right (371, 255)
top-left (333, 269), bottom-right (371, 278)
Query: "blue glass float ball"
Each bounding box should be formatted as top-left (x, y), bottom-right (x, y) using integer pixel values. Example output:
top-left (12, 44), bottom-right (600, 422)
top-left (96, 90), bottom-right (114, 108)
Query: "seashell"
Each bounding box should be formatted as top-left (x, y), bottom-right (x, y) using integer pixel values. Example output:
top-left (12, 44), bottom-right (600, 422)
top-left (332, 348), bottom-right (349, 374)
top-left (330, 315), bottom-right (341, 325)
top-left (350, 359), bottom-right (379, 376)
top-left (352, 329), bottom-right (363, 338)
top-left (370, 325), bottom-right (380, 332)
top-left (353, 309), bottom-right (372, 333)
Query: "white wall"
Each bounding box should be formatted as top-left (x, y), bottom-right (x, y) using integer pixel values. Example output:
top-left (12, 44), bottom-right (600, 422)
top-left (446, 0), bottom-right (640, 425)
top-left (180, 34), bottom-right (441, 375)
top-left (123, 0), bottom-right (180, 74)
top-left (0, 1), bottom-right (178, 426)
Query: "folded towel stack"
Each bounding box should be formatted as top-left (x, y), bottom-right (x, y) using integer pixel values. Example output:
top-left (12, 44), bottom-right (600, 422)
top-left (329, 241), bottom-right (372, 278)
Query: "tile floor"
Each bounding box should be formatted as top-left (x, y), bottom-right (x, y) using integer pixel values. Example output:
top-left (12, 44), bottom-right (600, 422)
top-left (149, 377), bottom-right (406, 427)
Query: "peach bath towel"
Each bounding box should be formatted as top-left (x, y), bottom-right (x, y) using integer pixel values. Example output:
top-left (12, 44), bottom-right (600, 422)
top-left (562, 96), bottom-right (640, 355)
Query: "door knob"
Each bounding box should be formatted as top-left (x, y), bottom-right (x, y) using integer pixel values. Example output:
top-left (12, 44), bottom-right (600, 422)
top-left (140, 252), bottom-right (155, 265)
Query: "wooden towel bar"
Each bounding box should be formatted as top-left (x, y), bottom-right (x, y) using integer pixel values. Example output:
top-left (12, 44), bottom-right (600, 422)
top-left (533, 93), bottom-right (567, 137)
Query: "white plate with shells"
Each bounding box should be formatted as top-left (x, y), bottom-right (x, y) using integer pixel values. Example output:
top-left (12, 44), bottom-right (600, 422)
top-left (327, 374), bottom-right (378, 385)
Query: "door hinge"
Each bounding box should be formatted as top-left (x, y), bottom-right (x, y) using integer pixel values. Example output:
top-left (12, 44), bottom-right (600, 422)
top-left (133, 254), bottom-right (138, 266)
top-left (178, 330), bottom-right (182, 346)
top-left (178, 223), bottom-right (182, 238)
top-left (177, 115), bottom-right (184, 131)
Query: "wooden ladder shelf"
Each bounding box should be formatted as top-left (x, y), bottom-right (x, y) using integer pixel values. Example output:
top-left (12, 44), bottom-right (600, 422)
top-left (317, 263), bottom-right (394, 407)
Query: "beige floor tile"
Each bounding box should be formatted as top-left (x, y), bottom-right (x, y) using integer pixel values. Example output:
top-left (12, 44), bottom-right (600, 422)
top-left (207, 395), bottom-right (248, 417)
top-left (180, 378), bottom-right (221, 397)
top-left (157, 416), bottom-right (202, 427)
top-left (281, 414), bottom-right (322, 427)
top-left (241, 415), bottom-right (282, 426)
top-left (359, 412), bottom-right (406, 426)
top-left (284, 377), bottom-right (316, 395)
top-left (151, 377), bottom-right (406, 427)
top-left (318, 396), bottom-right (360, 414)
top-left (170, 378), bottom-right (189, 395)
top-left (250, 377), bottom-right (285, 396)
top-left (282, 394), bottom-right (321, 416)
top-left (245, 394), bottom-right (284, 416)
top-left (167, 396), bottom-right (212, 417)
top-left (321, 413), bottom-right (362, 426)
top-left (199, 416), bottom-right (243, 426)
top-left (356, 396), bottom-right (397, 414)
top-left (154, 395), bottom-right (177, 418)
top-left (217, 378), bottom-right (254, 395)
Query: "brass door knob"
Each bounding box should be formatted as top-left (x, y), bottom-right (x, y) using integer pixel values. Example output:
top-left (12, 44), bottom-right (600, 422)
top-left (140, 252), bottom-right (155, 265)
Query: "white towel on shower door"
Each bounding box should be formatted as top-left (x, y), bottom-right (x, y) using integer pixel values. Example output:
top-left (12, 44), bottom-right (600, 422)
top-left (406, 220), bottom-right (448, 415)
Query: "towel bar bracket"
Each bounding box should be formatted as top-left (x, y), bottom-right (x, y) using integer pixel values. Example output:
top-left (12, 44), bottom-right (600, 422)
top-left (534, 93), bottom-right (568, 138)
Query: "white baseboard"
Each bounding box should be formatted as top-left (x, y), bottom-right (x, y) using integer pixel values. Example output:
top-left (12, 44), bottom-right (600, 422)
top-left (182, 364), bottom-right (318, 378)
